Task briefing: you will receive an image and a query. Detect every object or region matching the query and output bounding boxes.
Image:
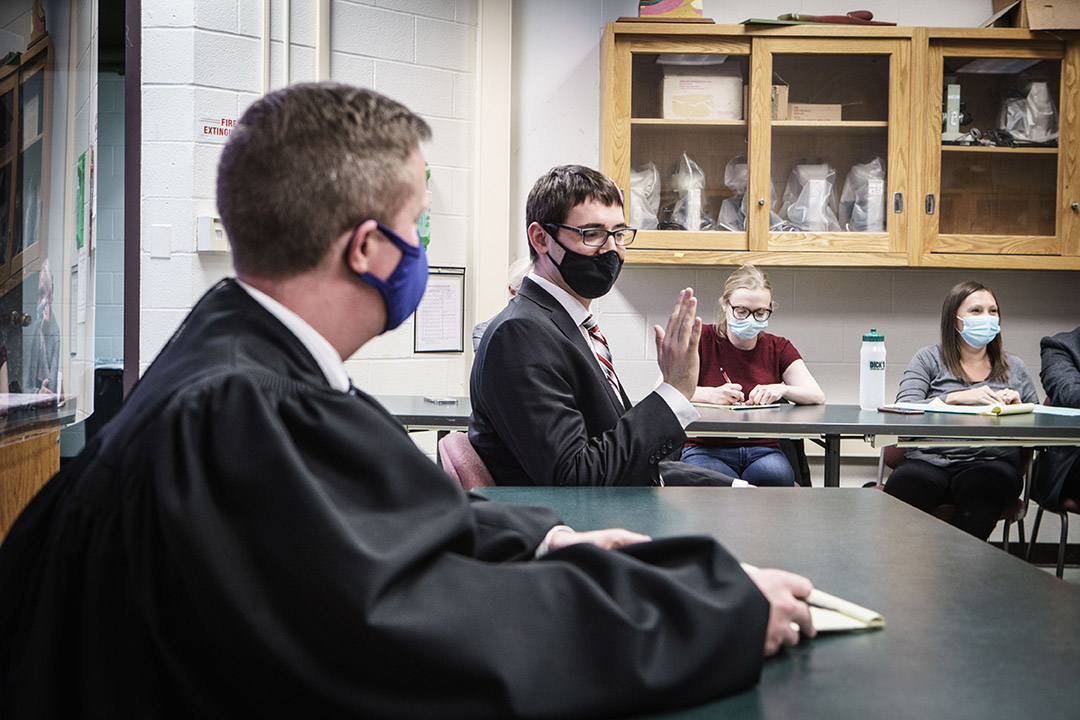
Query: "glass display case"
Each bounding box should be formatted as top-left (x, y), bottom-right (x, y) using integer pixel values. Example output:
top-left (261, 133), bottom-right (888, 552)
top-left (603, 23), bottom-right (1080, 269)
top-left (919, 35), bottom-right (1072, 262)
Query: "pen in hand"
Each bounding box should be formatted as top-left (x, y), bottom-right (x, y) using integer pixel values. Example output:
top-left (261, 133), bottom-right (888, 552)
top-left (721, 367), bottom-right (733, 385)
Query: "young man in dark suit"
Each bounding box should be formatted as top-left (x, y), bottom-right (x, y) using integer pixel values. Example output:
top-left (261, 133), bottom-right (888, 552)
top-left (470, 165), bottom-right (742, 488)
top-left (0, 85), bottom-right (812, 718)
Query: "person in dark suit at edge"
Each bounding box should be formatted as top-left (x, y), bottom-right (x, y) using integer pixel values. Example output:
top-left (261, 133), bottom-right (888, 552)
top-left (470, 164), bottom-right (746, 488)
top-left (0, 84), bottom-right (814, 719)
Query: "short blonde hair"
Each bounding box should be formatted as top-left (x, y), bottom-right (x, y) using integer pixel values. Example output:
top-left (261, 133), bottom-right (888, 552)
top-left (716, 264), bottom-right (772, 333)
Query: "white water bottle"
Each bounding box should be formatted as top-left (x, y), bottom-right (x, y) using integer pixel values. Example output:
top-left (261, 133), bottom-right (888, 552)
top-left (860, 329), bottom-right (886, 410)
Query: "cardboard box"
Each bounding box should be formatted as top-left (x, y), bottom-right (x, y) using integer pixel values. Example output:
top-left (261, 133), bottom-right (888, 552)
top-left (985, 0), bottom-right (1080, 29)
top-left (771, 83), bottom-right (789, 120)
top-left (789, 103), bottom-right (842, 122)
top-left (662, 65), bottom-right (742, 120)
top-left (742, 81), bottom-right (789, 120)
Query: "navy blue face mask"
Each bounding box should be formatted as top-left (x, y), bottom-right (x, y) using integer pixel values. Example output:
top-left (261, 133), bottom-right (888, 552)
top-left (347, 221), bottom-right (429, 332)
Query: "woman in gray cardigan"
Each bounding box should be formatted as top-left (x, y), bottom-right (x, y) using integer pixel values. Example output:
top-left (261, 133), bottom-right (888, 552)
top-left (884, 281), bottom-right (1039, 540)
top-left (1032, 326), bottom-right (1080, 510)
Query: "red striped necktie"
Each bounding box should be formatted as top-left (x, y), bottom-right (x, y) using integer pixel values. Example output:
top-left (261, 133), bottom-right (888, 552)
top-left (582, 314), bottom-right (623, 405)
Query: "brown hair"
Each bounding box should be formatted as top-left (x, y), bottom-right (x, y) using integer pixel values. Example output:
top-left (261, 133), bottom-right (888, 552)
top-left (524, 165), bottom-right (623, 261)
top-left (217, 83), bottom-right (431, 279)
top-left (715, 263), bottom-right (772, 335)
top-left (939, 280), bottom-right (1009, 383)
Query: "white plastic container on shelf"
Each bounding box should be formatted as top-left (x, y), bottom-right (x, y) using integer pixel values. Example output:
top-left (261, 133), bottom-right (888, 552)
top-left (860, 329), bottom-right (886, 411)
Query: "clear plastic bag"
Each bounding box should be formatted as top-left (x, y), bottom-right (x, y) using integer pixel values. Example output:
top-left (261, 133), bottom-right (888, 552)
top-left (999, 75), bottom-right (1058, 144)
top-left (669, 153), bottom-right (714, 231)
top-left (839, 157), bottom-right (887, 232)
top-left (628, 163), bottom-right (660, 230)
top-left (716, 156), bottom-right (783, 231)
top-left (779, 162), bottom-right (841, 232)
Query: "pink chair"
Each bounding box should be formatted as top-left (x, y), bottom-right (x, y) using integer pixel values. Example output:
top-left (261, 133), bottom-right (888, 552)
top-left (438, 431), bottom-right (495, 491)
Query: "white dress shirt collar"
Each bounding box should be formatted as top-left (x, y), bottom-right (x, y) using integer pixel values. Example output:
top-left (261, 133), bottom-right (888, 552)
top-left (235, 279), bottom-right (352, 393)
top-left (528, 272), bottom-right (591, 327)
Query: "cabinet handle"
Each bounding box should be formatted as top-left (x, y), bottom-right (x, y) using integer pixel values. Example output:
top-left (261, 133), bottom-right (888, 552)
top-left (1072, 202), bottom-right (1078, 213)
top-left (893, 192), bottom-right (903, 213)
top-left (758, 198), bottom-right (766, 207)
top-left (925, 194), bottom-right (935, 215)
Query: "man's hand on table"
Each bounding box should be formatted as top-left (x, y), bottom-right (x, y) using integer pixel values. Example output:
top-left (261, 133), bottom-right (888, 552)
top-left (744, 566), bottom-right (817, 656)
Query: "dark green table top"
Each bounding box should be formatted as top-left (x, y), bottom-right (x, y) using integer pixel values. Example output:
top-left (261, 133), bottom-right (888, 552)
top-left (376, 396), bottom-right (1080, 444)
top-left (687, 403), bottom-right (1080, 442)
top-left (479, 487), bottom-right (1080, 719)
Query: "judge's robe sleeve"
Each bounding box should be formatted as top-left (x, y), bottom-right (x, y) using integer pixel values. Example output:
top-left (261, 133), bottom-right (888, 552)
top-left (5, 373), bottom-right (769, 719)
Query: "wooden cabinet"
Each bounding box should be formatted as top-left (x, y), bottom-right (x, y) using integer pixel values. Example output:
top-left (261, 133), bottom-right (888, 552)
top-left (602, 23), bottom-right (1080, 269)
top-left (916, 30), bottom-right (1080, 268)
top-left (0, 36), bottom-right (51, 295)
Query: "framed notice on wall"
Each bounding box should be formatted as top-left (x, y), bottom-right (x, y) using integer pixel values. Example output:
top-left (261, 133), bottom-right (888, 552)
top-left (414, 266), bottom-right (465, 353)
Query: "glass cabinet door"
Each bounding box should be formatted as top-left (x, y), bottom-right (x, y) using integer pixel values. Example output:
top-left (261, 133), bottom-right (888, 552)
top-left (606, 36), bottom-right (752, 254)
top-left (751, 38), bottom-right (908, 256)
top-left (15, 51), bottom-right (48, 271)
top-left (922, 40), bottom-right (1065, 259)
top-left (0, 74), bottom-right (16, 286)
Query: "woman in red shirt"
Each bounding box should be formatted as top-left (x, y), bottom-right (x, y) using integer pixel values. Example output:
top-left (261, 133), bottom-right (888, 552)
top-left (682, 264), bottom-right (825, 486)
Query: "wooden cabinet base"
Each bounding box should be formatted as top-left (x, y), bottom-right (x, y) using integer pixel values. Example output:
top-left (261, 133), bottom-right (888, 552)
top-left (0, 427), bottom-right (59, 541)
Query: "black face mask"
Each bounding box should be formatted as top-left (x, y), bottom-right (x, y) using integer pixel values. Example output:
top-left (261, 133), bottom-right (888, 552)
top-left (549, 234), bottom-right (623, 299)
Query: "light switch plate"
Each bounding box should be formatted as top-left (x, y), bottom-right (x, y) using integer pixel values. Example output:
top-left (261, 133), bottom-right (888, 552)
top-left (196, 216), bottom-right (230, 253)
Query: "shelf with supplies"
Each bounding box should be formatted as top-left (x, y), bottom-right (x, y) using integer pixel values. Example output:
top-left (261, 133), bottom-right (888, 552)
top-left (602, 23), bottom-right (1080, 269)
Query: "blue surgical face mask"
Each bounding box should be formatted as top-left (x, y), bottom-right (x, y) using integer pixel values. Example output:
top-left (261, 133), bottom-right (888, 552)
top-left (728, 315), bottom-right (768, 340)
top-left (348, 221), bottom-right (429, 332)
top-left (957, 314), bottom-right (1000, 349)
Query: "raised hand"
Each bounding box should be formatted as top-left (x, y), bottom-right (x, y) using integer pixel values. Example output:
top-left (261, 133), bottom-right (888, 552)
top-left (654, 288), bottom-right (702, 400)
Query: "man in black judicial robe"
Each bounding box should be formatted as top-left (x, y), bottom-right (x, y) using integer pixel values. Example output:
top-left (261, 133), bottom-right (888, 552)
top-left (0, 83), bottom-right (814, 719)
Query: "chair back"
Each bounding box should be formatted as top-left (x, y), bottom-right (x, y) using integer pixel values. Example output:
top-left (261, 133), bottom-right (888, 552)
top-left (874, 444), bottom-right (908, 485)
top-left (438, 431), bottom-right (495, 491)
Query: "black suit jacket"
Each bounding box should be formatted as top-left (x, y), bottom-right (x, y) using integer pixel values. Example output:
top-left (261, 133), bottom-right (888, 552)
top-left (1033, 326), bottom-right (1080, 508)
top-left (470, 277), bottom-right (731, 487)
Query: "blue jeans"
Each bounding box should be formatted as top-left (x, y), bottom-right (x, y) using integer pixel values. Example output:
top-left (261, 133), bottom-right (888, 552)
top-left (680, 445), bottom-right (795, 487)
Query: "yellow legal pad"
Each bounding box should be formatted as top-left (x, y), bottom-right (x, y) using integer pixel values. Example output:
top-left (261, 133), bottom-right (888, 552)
top-left (741, 563), bottom-right (885, 634)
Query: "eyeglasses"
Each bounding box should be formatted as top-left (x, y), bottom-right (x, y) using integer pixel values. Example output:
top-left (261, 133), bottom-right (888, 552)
top-left (544, 222), bottom-right (637, 247)
top-left (730, 305), bottom-right (772, 322)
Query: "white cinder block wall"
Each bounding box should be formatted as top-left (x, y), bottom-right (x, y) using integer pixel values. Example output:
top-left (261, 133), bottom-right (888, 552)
top-left (140, 0), bottom-right (477, 393)
top-left (96, 73), bottom-right (126, 361)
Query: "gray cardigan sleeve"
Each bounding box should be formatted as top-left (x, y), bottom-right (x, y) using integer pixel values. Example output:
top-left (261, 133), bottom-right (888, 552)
top-left (1007, 354), bottom-right (1040, 404)
top-left (895, 345), bottom-right (942, 403)
top-left (895, 345), bottom-right (1039, 404)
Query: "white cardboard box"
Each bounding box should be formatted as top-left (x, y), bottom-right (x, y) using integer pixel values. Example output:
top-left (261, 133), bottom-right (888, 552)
top-left (742, 83), bottom-right (789, 120)
top-left (662, 66), bottom-right (742, 120)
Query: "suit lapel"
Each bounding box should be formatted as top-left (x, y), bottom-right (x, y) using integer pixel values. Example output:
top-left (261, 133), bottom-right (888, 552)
top-left (518, 279), bottom-right (627, 415)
